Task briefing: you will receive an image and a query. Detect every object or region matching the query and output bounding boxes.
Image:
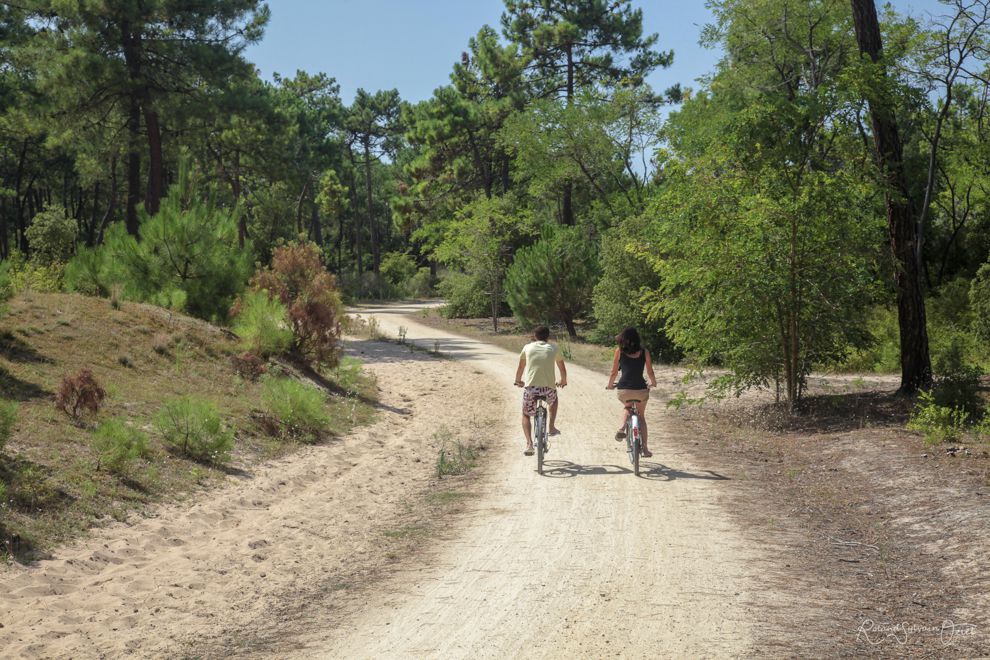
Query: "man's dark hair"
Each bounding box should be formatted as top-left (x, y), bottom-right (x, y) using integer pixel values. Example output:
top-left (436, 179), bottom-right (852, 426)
top-left (534, 325), bottom-right (550, 341)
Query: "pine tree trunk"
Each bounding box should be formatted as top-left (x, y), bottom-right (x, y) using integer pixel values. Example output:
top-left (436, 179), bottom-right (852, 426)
top-left (143, 104), bottom-right (163, 216)
top-left (849, 0), bottom-right (932, 393)
top-left (363, 139), bottom-right (379, 277)
top-left (562, 43), bottom-right (575, 226)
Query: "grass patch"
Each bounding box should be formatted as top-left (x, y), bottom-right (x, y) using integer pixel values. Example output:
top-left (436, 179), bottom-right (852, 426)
top-left (434, 425), bottom-right (479, 478)
top-left (382, 525), bottom-right (429, 539)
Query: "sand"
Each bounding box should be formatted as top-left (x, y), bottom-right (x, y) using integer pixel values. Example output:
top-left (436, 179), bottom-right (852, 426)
top-left (0, 302), bottom-right (767, 658)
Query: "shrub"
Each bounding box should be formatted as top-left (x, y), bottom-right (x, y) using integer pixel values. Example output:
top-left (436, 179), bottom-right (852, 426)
top-left (152, 333), bottom-right (173, 356)
top-left (406, 267), bottom-right (434, 298)
top-left (908, 391), bottom-right (970, 445)
top-left (230, 352), bottom-right (267, 380)
top-left (972, 261), bottom-right (990, 344)
top-left (261, 377), bottom-right (330, 443)
top-left (506, 226), bottom-right (600, 339)
top-left (25, 205), bottom-right (77, 265)
top-left (381, 252), bottom-right (418, 290)
top-left (62, 161), bottom-right (253, 322)
top-left (590, 222), bottom-right (680, 360)
top-left (929, 340), bottom-right (984, 416)
top-left (438, 271), bottom-right (493, 319)
top-left (0, 399), bottom-right (16, 454)
top-left (230, 290), bottom-right (293, 357)
top-left (249, 241), bottom-right (342, 369)
top-left (155, 397), bottom-right (234, 464)
top-left (1, 250), bottom-right (63, 293)
top-left (92, 418), bottom-right (149, 476)
top-left (55, 368), bottom-right (106, 419)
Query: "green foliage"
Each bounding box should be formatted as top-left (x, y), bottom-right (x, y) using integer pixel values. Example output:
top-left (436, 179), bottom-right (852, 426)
top-left (972, 261), bottom-right (990, 344)
top-left (25, 205), bottom-right (77, 265)
top-left (438, 271), bottom-right (494, 319)
top-left (62, 164), bottom-right (253, 322)
top-left (0, 251), bottom-right (63, 294)
top-left (0, 400), bottom-right (17, 454)
top-left (92, 418), bottom-right (149, 476)
top-left (930, 340), bottom-right (984, 416)
top-left (908, 391), bottom-right (970, 445)
top-left (230, 290), bottom-right (293, 357)
top-left (591, 219), bottom-right (678, 360)
top-left (435, 194), bottom-right (532, 329)
top-left (505, 225), bottom-right (599, 338)
top-left (381, 252), bottom-right (418, 287)
top-left (406, 267), bottom-right (434, 298)
top-left (261, 377), bottom-right (330, 443)
top-left (155, 397), bottom-right (234, 464)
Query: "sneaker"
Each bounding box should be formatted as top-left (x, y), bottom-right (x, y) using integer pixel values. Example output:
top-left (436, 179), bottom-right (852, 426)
top-left (614, 429), bottom-right (626, 441)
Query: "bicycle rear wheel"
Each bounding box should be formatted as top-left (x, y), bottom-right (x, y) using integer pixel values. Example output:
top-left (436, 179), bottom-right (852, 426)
top-left (625, 418), bottom-right (636, 466)
top-left (535, 407), bottom-right (546, 475)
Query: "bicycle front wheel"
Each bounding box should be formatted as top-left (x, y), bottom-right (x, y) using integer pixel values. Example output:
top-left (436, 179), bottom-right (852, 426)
top-left (535, 408), bottom-right (546, 475)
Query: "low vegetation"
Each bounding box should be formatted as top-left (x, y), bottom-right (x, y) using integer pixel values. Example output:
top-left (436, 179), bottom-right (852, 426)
top-left (260, 376), bottom-right (331, 443)
top-left (0, 292), bottom-right (377, 561)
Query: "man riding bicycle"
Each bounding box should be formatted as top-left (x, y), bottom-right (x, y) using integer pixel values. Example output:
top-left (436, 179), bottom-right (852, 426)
top-left (513, 325), bottom-right (567, 456)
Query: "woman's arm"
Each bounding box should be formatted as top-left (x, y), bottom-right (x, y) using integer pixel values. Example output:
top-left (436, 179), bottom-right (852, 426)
top-left (606, 349), bottom-right (620, 388)
top-left (645, 350), bottom-right (657, 387)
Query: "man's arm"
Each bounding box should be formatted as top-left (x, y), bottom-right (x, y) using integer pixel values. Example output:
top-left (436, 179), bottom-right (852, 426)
top-left (556, 357), bottom-right (568, 388)
top-left (514, 356), bottom-right (526, 387)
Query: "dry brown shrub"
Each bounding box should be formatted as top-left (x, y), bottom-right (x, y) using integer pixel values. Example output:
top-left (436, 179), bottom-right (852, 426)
top-left (55, 368), bottom-right (106, 419)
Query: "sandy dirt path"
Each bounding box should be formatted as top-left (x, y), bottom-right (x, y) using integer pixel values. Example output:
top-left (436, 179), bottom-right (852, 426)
top-left (287, 303), bottom-right (769, 659)
top-left (0, 303), bottom-right (770, 658)
top-left (0, 334), bottom-right (507, 659)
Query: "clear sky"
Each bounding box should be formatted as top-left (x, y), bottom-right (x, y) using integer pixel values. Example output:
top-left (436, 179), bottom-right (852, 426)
top-left (246, 0), bottom-right (950, 106)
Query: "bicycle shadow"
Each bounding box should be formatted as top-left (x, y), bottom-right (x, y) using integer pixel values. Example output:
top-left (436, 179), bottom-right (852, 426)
top-left (539, 459), bottom-right (729, 482)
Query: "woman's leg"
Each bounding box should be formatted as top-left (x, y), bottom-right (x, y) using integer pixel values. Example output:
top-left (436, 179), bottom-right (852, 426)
top-left (639, 399), bottom-right (651, 456)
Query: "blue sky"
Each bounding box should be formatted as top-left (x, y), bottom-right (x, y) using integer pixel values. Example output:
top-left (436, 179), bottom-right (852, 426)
top-left (246, 0), bottom-right (949, 105)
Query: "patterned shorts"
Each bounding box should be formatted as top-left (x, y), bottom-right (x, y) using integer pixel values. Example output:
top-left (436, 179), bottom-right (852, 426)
top-left (522, 386), bottom-right (557, 417)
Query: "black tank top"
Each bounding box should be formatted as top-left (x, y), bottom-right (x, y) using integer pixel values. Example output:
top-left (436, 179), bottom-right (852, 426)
top-left (617, 350), bottom-right (648, 390)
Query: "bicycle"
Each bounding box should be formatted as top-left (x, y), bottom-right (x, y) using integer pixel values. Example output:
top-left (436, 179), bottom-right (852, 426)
top-left (532, 395), bottom-right (550, 475)
top-left (514, 382), bottom-right (551, 474)
top-left (621, 399), bottom-right (643, 476)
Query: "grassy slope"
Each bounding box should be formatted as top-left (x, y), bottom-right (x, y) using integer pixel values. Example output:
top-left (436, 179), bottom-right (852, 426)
top-left (0, 292), bottom-right (375, 560)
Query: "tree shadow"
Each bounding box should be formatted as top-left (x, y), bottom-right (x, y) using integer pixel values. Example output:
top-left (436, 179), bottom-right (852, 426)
top-left (0, 366), bottom-right (50, 401)
top-left (0, 330), bottom-right (52, 364)
top-left (751, 390), bottom-right (913, 434)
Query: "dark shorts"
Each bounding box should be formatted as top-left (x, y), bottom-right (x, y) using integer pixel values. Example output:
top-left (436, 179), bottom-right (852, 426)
top-left (522, 386), bottom-right (557, 416)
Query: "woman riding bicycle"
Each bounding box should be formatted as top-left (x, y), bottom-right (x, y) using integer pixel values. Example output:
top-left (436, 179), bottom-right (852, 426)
top-left (606, 327), bottom-right (657, 458)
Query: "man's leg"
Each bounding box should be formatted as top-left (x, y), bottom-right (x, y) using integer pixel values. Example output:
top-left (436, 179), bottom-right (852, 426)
top-left (549, 399), bottom-right (560, 434)
top-left (522, 413), bottom-right (533, 451)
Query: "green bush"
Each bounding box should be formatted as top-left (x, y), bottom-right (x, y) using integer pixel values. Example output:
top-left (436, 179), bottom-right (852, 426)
top-left (25, 205), bottom-right (77, 265)
top-left (971, 261), bottom-right (990, 344)
top-left (261, 377), bottom-right (330, 443)
top-left (438, 271), bottom-right (493, 319)
top-left (506, 226), bottom-right (599, 338)
top-left (155, 397), bottom-right (234, 464)
top-left (1, 250), bottom-right (63, 293)
top-left (908, 390), bottom-right (970, 445)
top-left (590, 222), bottom-right (680, 360)
top-left (0, 399), bottom-right (16, 454)
top-left (930, 340), bottom-right (984, 416)
top-left (406, 267), bottom-right (434, 298)
top-left (231, 290), bottom-right (293, 357)
top-left (381, 252), bottom-right (418, 288)
top-left (62, 161), bottom-right (252, 322)
top-left (92, 418), bottom-right (149, 476)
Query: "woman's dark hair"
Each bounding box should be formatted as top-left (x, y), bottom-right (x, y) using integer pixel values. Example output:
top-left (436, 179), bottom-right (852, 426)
top-left (616, 327), bottom-right (641, 354)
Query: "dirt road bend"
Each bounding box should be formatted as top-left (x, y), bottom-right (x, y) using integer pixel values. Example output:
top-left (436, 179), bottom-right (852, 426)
top-left (301, 303), bottom-right (769, 659)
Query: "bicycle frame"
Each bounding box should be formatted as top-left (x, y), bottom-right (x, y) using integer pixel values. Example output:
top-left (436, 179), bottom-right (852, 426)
top-left (624, 400), bottom-right (641, 476)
